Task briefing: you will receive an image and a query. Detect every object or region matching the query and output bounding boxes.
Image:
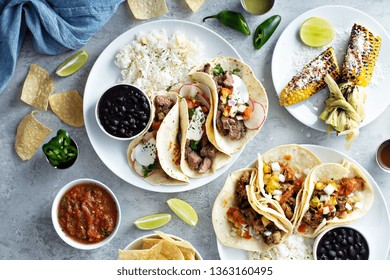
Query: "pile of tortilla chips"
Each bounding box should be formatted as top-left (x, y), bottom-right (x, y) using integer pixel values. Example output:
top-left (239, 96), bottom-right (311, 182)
top-left (16, 63), bottom-right (84, 161)
top-left (127, 0), bottom-right (205, 19)
top-left (118, 231), bottom-right (199, 260)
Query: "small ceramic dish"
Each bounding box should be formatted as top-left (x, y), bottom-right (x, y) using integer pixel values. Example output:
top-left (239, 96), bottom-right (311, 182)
top-left (313, 226), bottom-right (369, 260)
top-left (52, 178), bottom-right (121, 250)
top-left (95, 83), bottom-right (152, 141)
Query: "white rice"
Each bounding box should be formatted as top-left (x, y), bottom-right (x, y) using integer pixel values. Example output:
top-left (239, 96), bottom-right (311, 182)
top-left (248, 234), bottom-right (314, 260)
top-left (115, 30), bottom-right (203, 97)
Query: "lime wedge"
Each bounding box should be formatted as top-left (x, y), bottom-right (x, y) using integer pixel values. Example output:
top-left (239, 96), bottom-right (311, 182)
top-left (55, 50), bottom-right (88, 77)
top-left (167, 198), bottom-right (198, 227)
top-left (299, 17), bottom-right (334, 47)
top-left (133, 213), bottom-right (171, 230)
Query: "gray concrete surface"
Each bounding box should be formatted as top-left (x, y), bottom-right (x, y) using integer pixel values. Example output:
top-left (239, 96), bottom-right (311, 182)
top-left (1, 0), bottom-right (389, 260)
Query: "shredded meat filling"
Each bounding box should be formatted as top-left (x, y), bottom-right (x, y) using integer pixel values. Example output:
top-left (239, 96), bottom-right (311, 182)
top-left (226, 171), bottom-right (283, 245)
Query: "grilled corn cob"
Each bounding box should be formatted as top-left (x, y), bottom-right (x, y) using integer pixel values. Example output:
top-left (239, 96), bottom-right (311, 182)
top-left (279, 47), bottom-right (340, 106)
top-left (340, 23), bottom-right (381, 87)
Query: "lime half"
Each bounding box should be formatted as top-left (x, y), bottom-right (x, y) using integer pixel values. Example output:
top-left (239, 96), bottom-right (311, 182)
top-left (167, 198), bottom-right (198, 227)
top-left (133, 213), bottom-right (171, 230)
top-left (299, 17), bottom-right (334, 47)
top-left (56, 50), bottom-right (88, 77)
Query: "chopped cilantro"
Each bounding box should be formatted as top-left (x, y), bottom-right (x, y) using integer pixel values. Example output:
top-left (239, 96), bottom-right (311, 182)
top-left (232, 68), bottom-right (240, 74)
top-left (188, 108), bottom-right (195, 118)
top-left (190, 140), bottom-right (200, 151)
top-left (166, 85), bottom-right (172, 92)
top-left (212, 63), bottom-right (224, 76)
top-left (142, 162), bottom-right (157, 178)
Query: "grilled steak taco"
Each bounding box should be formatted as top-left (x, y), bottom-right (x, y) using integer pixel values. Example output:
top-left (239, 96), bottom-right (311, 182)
top-left (128, 93), bottom-right (189, 185)
top-left (257, 145), bottom-right (322, 225)
top-left (178, 83), bottom-right (231, 177)
top-left (189, 57), bottom-right (268, 154)
top-left (212, 168), bottom-right (292, 252)
top-left (296, 161), bottom-right (374, 238)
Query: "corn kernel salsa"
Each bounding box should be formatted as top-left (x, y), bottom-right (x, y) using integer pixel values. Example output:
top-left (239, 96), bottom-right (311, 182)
top-left (58, 183), bottom-right (118, 244)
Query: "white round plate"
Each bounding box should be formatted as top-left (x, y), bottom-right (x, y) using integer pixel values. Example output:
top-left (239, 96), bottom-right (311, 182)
top-left (217, 144), bottom-right (390, 260)
top-left (84, 20), bottom-right (242, 193)
top-left (272, 5), bottom-right (390, 132)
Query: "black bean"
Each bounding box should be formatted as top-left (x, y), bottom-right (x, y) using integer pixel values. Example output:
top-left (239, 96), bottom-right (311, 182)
top-left (121, 106), bottom-right (127, 112)
top-left (348, 246), bottom-right (356, 258)
top-left (123, 120), bottom-right (130, 126)
top-left (341, 239), bottom-right (348, 246)
top-left (320, 254), bottom-right (328, 260)
top-left (360, 248), bottom-right (367, 256)
top-left (334, 244), bottom-right (340, 251)
top-left (347, 236), bottom-right (354, 244)
top-left (108, 125), bottom-right (117, 132)
top-left (105, 100), bottom-right (111, 107)
top-left (337, 250), bottom-right (345, 258)
top-left (142, 102), bottom-right (149, 109)
top-left (119, 128), bottom-right (126, 135)
top-left (340, 229), bottom-right (346, 236)
top-left (356, 254), bottom-right (361, 260)
top-left (116, 97), bottom-right (124, 102)
top-left (328, 250), bottom-right (337, 258)
top-left (111, 119), bottom-right (119, 126)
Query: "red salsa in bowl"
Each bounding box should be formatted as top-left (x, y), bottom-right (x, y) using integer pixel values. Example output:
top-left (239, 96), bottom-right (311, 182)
top-left (52, 179), bottom-right (121, 249)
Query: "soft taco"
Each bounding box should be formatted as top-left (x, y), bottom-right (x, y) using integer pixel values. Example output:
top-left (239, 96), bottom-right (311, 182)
top-left (189, 56), bottom-right (268, 155)
top-left (212, 168), bottom-right (293, 252)
top-left (257, 145), bottom-right (322, 226)
top-left (128, 93), bottom-right (189, 185)
top-left (178, 83), bottom-right (231, 177)
top-left (295, 161), bottom-right (374, 238)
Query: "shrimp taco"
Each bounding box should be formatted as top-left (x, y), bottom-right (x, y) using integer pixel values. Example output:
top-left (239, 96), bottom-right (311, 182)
top-left (212, 168), bottom-right (292, 252)
top-left (296, 161), bottom-right (374, 238)
top-left (189, 56), bottom-right (268, 155)
top-left (128, 93), bottom-right (189, 185)
top-left (257, 145), bottom-right (322, 226)
top-left (178, 83), bottom-right (231, 177)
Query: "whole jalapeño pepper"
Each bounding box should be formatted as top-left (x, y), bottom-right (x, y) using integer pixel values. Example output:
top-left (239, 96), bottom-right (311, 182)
top-left (253, 15), bottom-right (281, 50)
top-left (203, 10), bottom-right (251, 35)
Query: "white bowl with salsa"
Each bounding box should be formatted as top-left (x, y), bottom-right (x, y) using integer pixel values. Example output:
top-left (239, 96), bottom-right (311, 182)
top-left (51, 178), bottom-right (121, 250)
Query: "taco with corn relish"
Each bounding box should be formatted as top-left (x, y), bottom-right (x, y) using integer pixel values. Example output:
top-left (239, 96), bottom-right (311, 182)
top-left (178, 83), bottom-right (231, 177)
top-left (256, 145), bottom-right (322, 226)
top-left (127, 92), bottom-right (189, 185)
top-left (296, 161), bottom-right (374, 238)
top-left (189, 56), bottom-right (268, 155)
top-left (212, 168), bottom-right (292, 252)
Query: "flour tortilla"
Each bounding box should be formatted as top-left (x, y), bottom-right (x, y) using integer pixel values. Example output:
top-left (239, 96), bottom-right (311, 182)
top-left (127, 93), bottom-right (189, 185)
top-left (179, 87), bottom-right (231, 178)
top-left (254, 145), bottom-right (322, 226)
top-left (296, 161), bottom-right (374, 238)
top-left (212, 168), bottom-right (292, 252)
top-left (190, 56), bottom-right (268, 154)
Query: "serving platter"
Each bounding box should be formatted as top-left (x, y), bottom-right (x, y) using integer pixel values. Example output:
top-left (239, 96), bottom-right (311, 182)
top-left (84, 20), bottom-right (243, 193)
top-left (272, 5), bottom-right (390, 132)
top-left (217, 144), bottom-right (390, 260)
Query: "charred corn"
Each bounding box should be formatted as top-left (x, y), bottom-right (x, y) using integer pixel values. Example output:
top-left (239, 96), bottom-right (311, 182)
top-left (279, 47), bottom-right (340, 106)
top-left (341, 23), bottom-right (381, 87)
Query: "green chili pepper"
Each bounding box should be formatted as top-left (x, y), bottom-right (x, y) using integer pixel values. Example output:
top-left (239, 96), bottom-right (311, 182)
top-left (253, 15), bottom-right (281, 50)
top-left (42, 129), bottom-right (78, 167)
top-left (203, 10), bottom-right (251, 36)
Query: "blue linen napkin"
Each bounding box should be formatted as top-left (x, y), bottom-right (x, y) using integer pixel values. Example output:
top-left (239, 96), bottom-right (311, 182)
top-left (0, 0), bottom-right (124, 94)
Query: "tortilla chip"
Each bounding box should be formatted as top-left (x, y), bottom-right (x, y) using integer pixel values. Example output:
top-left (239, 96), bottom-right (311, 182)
top-left (21, 64), bottom-right (54, 111)
top-left (118, 249), bottom-right (151, 260)
top-left (155, 231), bottom-right (196, 260)
top-left (49, 90), bottom-right (84, 127)
top-left (185, 0), bottom-right (205, 12)
top-left (127, 0), bottom-right (168, 19)
top-left (15, 110), bottom-right (52, 161)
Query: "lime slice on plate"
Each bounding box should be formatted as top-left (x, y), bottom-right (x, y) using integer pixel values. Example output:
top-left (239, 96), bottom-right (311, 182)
top-left (299, 17), bottom-right (334, 47)
top-left (133, 213), bottom-right (171, 230)
top-left (56, 50), bottom-right (88, 77)
top-left (167, 198), bottom-right (198, 227)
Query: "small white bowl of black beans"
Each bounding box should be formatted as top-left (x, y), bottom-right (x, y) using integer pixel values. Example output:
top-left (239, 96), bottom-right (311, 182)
top-left (95, 83), bottom-right (152, 140)
top-left (313, 226), bottom-right (369, 260)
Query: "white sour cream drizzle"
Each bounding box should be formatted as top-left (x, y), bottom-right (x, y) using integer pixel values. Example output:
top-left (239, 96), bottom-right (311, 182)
top-left (133, 138), bottom-right (157, 166)
top-left (231, 74), bottom-right (249, 104)
top-left (187, 107), bottom-right (205, 141)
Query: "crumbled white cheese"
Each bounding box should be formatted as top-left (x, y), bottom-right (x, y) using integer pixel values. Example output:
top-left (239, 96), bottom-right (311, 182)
top-left (323, 184), bottom-right (335, 195)
top-left (278, 174), bottom-right (286, 183)
top-left (271, 162), bottom-right (281, 172)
